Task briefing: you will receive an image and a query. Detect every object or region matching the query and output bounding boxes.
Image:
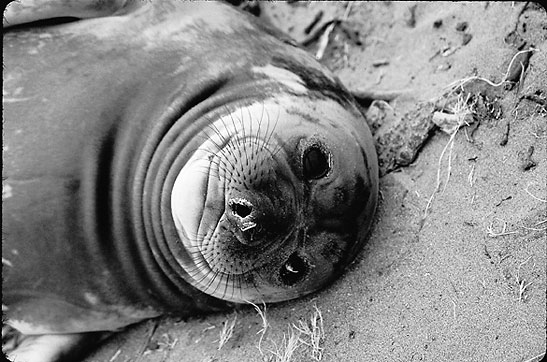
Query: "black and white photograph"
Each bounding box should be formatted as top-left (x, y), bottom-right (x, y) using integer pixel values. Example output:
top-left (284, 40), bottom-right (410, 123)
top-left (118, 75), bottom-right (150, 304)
top-left (3, 1), bottom-right (546, 361)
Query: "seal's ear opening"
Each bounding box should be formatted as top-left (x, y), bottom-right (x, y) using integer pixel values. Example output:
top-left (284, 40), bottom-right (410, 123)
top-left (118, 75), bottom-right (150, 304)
top-left (279, 253), bottom-right (309, 286)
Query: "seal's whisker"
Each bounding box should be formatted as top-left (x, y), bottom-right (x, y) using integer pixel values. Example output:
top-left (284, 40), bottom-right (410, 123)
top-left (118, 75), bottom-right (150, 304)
top-left (205, 115), bottom-right (232, 146)
top-left (259, 110), bottom-right (278, 159)
top-left (250, 102), bottom-right (261, 156)
top-left (262, 106), bottom-right (282, 158)
top-left (208, 271), bottom-right (226, 297)
top-left (238, 106), bottom-right (250, 170)
top-left (225, 135), bottom-right (242, 166)
top-left (259, 106), bottom-right (273, 159)
top-left (183, 141), bottom-right (232, 180)
top-left (187, 252), bottom-right (213, 272)
top-left (240, 273), bottom-right (248, 301)
top-left (261, 103), bottom-right (271, 149)
top-left (199, 132), bottom-right (227, 154)
top-left (251, 272), bottom-right (262, 296)
top-left (203, 124), bottom-right (225, 146)
top-left (263, 106), bottom-right (273, 147)
top-left (189, 269), bottom-right (213, 290)
top-left (183, 232), bottom-right (209, 243)
top-left (184, 265), bottom-right (210, 284)
top-left (181, 246), bottom-right (208, 257)
top-left (189, 258), bottom-right (215, 273)
top-left (205, 270), bottom-right (226, 295)
top-left (195, 126), bottom-right (227, 152)
top-left (191, 259), bottom-right (212, 273)
top-left (192, 149), bottom-right (232, 176)
top-left (256, 101), bottom-right (267, 157)
top-left (221, 272), bottom-right (231, 301)
top-left (244, 105), bottom-right (256, 168)
top-left (231, 273), bottom-right (240, 302)
top-left (182, 235), bottom-right (218, 253)
top-left (211, 110), bottom-right (241, 171)
top-left (202, 141), bottom-right (239, 174)
top-left (201, 146), bottom-right (236, 176)
top-left (226, 105), bottom-right (242, 141)
top-left (255, 104), bottom-right (265, 155)
top-left (216, 137), bottom-right (240, 173)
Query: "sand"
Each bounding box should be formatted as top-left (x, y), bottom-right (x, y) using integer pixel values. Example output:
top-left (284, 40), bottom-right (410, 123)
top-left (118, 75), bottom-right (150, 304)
top-left (84, 2), bottom-right (546, 362)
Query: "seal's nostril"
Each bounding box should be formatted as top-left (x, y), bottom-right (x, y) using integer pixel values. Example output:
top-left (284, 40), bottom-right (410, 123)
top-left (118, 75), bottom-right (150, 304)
top-left (279, 253), bottom-right (308, 286)
top-left (229, 199), bottom-right (253, 218)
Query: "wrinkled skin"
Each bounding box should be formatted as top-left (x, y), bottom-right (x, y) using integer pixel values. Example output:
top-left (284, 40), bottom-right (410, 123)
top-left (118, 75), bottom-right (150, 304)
top-left (2, 1), bottom-right (378, 361)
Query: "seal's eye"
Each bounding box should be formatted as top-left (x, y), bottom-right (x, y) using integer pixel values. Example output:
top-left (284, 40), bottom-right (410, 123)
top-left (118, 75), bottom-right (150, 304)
top-left (303, 145), bottom-right (330, 180)
top-left (279, 253), bottom-right (308, 286)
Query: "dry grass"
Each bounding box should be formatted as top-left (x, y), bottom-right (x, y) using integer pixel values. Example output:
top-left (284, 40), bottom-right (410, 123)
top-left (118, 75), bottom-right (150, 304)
top-left (218, 314), bottom-right (237, 350)
top-left (485, 216), bottom-right (546, 236)
top-left (423, 47), bottom-right (539, 220)
top-left (467, 162), bottom-right (476, 187)
top-left (246, 300), bottom-right (269, 355)
top-left (424, 93), bottom-right (474, 219)
top-left (524, 184), bottom-right (547, 203)
top-left (157, 333), bottom-right (178, 352)
top-left (268, 325), bottom-right (303, 362)
top-left (485, 218), bottom-right (519, 238)
top-left (515, 256), bottom-right (534, 303)
top-left (519, 183), bottom-right (547, 231)
top-left (521, 220), bottom-right (547, 232)
top-left (441, 48), bottom-right (537, 91)
top-left (293, 305), bottom-right (325, 361)
top-left (245, 303), bottom-right (327, 362)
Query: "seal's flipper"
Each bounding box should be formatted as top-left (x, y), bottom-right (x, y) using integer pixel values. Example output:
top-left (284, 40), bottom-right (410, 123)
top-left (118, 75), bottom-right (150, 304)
top-left (3, 0), bottom-right (134, 28)
top-left (3, 326), bottom-right (108, 362)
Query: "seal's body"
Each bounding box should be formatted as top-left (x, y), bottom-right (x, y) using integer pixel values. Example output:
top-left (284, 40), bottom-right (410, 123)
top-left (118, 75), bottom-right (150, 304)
top-left (3, 1), bottom-right (378, 360)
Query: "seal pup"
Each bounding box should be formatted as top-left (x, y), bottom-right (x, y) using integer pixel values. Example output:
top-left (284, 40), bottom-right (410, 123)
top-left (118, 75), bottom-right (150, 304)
top-left (2, 1), bottom-right (379, 361)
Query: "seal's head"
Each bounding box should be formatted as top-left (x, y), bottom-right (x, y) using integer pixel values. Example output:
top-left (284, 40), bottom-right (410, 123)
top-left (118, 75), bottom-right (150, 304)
top-left (171, 92), bottom-right (378, 304)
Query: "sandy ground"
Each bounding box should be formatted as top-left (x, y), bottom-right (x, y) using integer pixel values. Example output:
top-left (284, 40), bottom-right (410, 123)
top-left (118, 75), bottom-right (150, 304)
top-left (85, 2), bottom-right (546, 362)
